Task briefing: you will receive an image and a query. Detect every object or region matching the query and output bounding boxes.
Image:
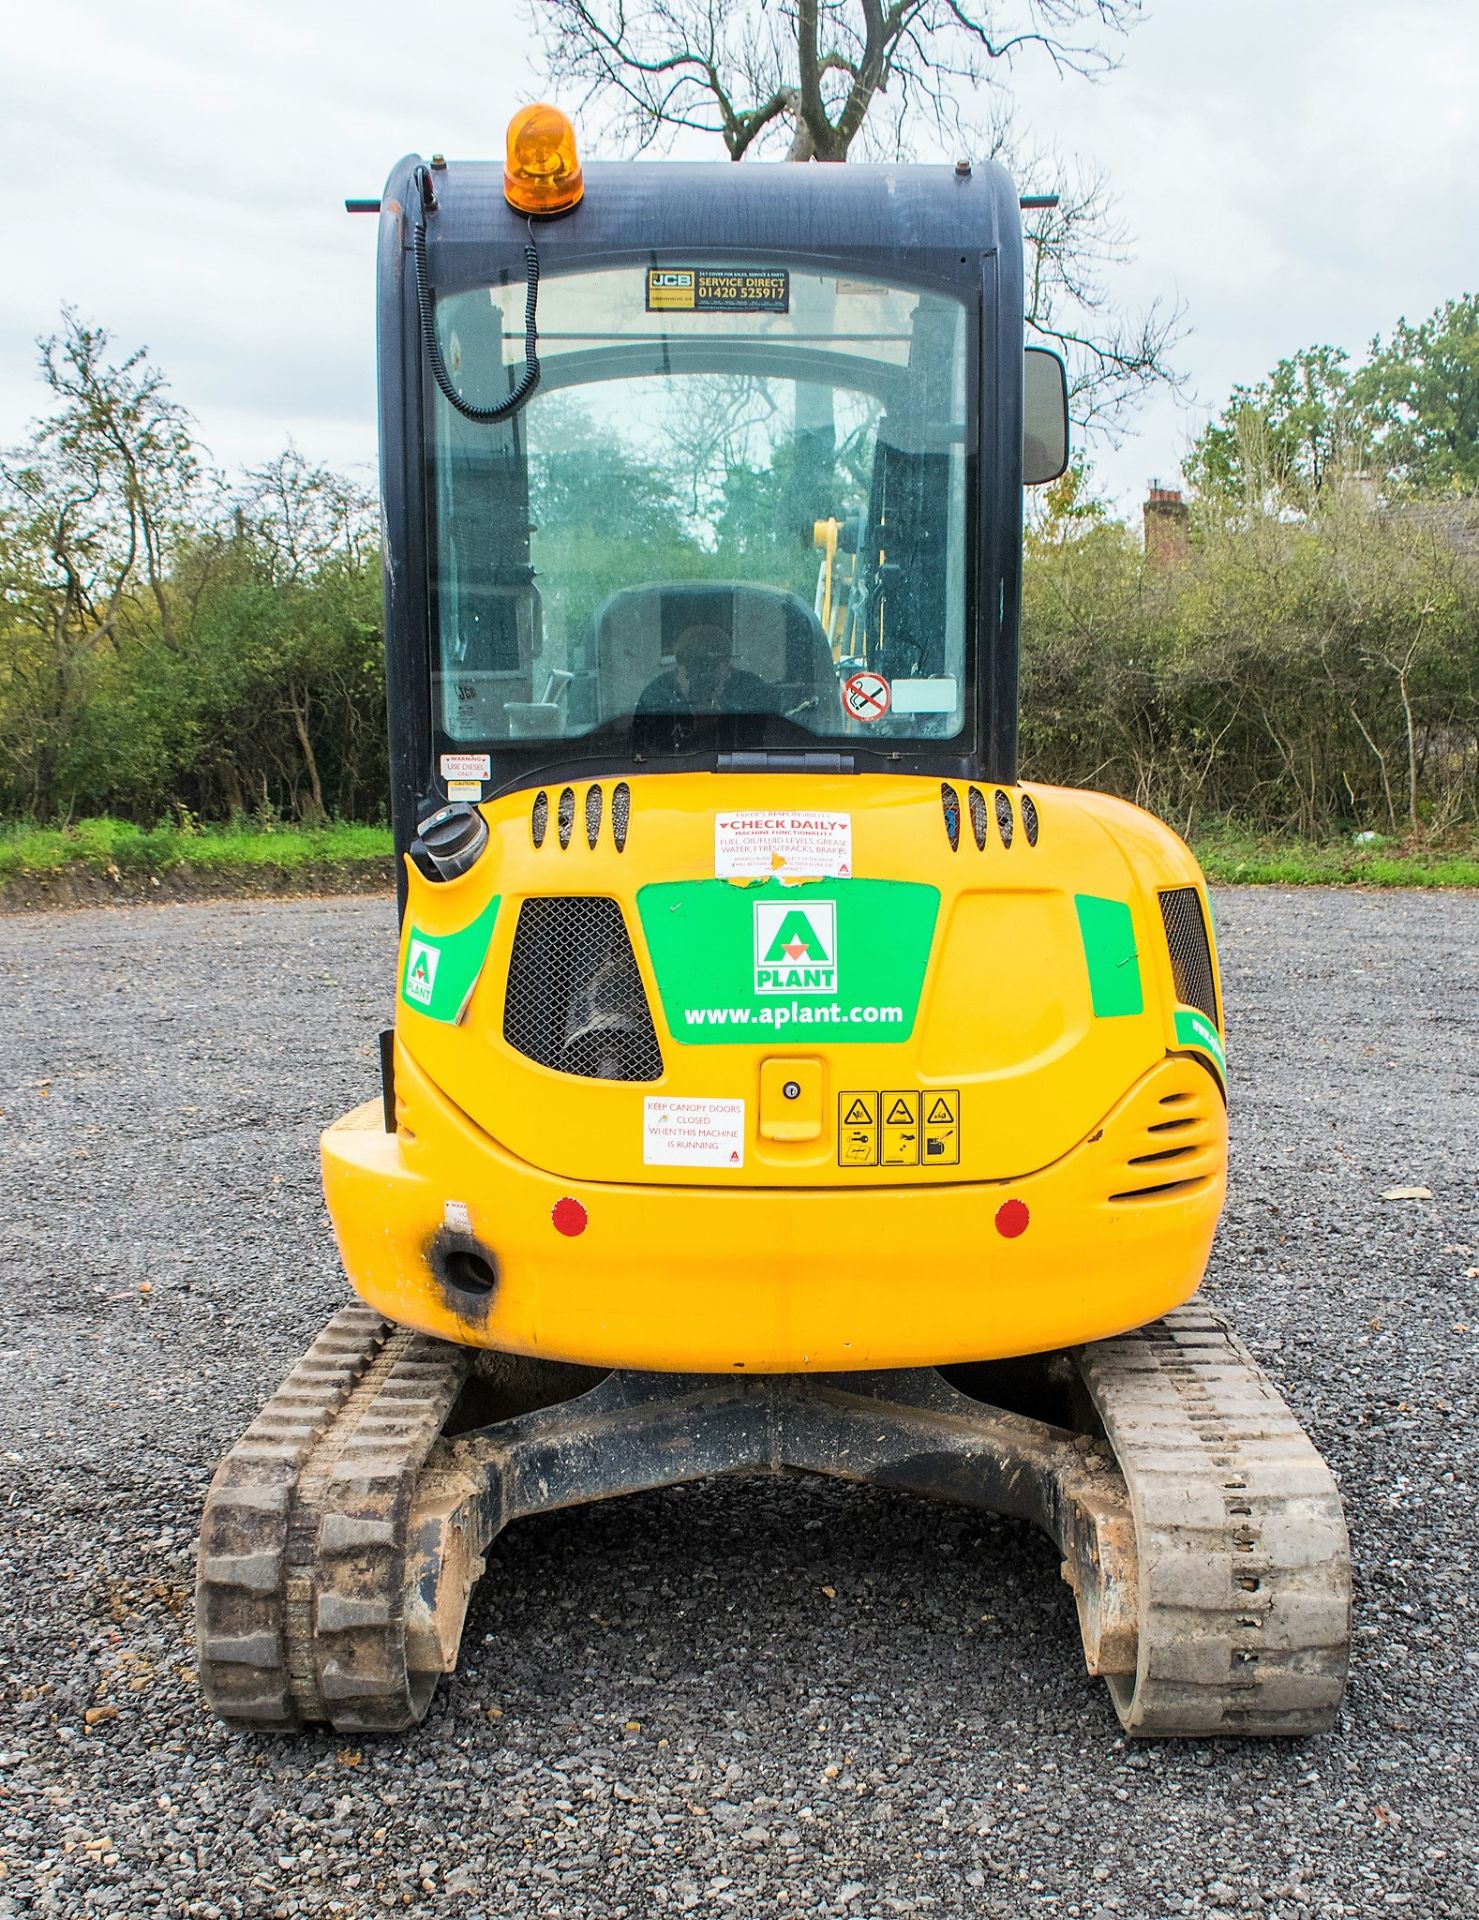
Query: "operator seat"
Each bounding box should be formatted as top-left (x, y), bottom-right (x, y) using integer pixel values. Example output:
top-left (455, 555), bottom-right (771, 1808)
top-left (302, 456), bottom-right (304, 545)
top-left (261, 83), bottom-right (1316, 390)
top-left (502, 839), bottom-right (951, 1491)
top-left (594, 582), bottom-right (836, 725)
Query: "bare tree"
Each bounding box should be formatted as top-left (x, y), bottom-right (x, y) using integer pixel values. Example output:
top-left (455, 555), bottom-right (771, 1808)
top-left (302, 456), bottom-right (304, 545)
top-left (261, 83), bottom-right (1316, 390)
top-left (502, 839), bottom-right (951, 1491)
top-left (239, 447), bottom-right (378, 588)
top-left (528, 0), bottom-right (1180, 428)
top-left (532, 0), bottom-right (1138, 161)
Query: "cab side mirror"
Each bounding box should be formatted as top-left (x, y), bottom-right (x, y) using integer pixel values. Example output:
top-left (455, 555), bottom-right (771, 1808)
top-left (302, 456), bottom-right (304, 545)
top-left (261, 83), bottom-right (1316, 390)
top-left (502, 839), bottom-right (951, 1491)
top-left (1024, 346), bottom-right (1070, 485)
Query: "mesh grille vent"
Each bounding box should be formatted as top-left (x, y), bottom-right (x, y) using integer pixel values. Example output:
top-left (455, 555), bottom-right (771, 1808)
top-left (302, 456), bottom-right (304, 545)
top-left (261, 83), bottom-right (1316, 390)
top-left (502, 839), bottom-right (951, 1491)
top-left (584, 784), bottom-right (603, 849)
top-left (612, 782), bottom-right (631, 851)
top-left (530, 790), bottom-right (548, 849)
top-left (995, 789), bottom-right (1014, 848)
top-left (1158, 887), bottom-right (1219, 1025)
top-left (557, 787), bottom-right (575, 850)
top-left (503, 898), bottom-right (663, 1082)
top-left (967, 786), bottom-right (989, 850)
top-left (1021, 792), bottom-right (1039, 845)
top-left (940, 783), bottom-right (961, 850)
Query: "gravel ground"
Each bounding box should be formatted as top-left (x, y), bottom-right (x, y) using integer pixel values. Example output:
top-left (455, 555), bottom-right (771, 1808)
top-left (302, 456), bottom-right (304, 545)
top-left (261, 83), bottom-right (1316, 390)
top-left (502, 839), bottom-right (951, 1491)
top-left (1, 889), bottom-right (1475, 1920)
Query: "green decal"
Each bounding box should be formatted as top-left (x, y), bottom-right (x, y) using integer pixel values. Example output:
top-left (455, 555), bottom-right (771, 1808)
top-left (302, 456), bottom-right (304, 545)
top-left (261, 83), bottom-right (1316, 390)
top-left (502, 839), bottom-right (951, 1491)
top-left (637, 878), bottom-right (938, 1045)
top-left (1074, 894), bottom-right (1144, 1017)
top-left (399, 896), bottom-right (500, 1024)
top-left (1174, 1006), bottom-right (1226, 1077)
top-left (754, 900), bottom-right (836, 993)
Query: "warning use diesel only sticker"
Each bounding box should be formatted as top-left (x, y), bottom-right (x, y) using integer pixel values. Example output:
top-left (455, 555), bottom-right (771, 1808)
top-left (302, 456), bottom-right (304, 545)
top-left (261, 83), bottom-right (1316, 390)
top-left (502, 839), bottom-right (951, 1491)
top-left (440, 752), bottom-right (490, 780)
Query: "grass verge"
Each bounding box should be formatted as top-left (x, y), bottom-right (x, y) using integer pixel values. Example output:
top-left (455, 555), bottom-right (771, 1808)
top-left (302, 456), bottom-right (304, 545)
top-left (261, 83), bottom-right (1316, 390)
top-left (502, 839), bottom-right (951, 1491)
top-left (0, 817), bottom-right (393, 884)
top-left (1, 816), bottom-right (1476, 900)
top-left (1191, 828), bottom-right (1479, 889)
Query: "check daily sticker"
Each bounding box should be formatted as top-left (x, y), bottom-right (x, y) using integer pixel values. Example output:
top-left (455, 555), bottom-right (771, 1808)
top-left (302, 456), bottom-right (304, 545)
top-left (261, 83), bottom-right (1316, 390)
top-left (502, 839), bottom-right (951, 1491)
top-left (643, 1097), bottom-right (745, 1167)
top-left (715, 811), bottom-right (852, 880)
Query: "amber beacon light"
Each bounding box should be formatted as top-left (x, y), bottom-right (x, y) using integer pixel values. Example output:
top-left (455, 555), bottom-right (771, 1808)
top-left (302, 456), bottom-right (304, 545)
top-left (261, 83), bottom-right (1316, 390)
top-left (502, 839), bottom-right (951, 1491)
top-left (504, 104), bottom-right (584, 215)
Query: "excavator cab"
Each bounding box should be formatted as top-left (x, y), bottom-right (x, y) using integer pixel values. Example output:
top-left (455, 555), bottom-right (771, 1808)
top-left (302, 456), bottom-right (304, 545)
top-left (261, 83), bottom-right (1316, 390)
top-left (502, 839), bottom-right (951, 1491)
top-left (197, 117), bottom-right (1350, 1739)
top-left (392, 146), bottom-right (1067, 816)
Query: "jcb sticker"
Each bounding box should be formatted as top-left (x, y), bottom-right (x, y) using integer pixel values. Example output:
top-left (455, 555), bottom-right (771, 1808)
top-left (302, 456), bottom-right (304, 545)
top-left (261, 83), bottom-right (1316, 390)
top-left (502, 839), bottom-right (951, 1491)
top-left (838, 1089), bottom-right (960, 1167)
top-left (646, 267), bottom-right (790, 314)
top-left (646, 270), bottom-right (696, 310)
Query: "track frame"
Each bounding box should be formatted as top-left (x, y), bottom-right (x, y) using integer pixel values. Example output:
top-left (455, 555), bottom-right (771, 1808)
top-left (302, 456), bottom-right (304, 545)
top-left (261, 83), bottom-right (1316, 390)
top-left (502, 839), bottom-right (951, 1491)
top-left (197, 1302), bottom-right (1349, 1737)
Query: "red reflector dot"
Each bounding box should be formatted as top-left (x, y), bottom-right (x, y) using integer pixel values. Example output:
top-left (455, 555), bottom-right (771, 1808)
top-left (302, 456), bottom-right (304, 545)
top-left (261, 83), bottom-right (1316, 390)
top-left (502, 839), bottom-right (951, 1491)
top-left (551, 1197), bottom-right (588, 1237)
top-left (995, 1198), bottom-right (1030, 1239)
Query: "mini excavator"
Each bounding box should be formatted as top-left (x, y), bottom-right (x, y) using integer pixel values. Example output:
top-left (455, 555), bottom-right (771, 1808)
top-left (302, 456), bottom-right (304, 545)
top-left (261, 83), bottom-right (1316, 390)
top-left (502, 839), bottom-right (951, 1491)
top-left (197, 107), bottom-right (1351, 1736)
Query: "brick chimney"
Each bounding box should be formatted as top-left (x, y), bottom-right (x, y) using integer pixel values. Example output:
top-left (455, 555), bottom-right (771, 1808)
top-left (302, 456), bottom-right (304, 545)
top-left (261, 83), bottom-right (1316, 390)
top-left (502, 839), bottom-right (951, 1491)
top-left (1143, 481), bottom-right (1190, 568)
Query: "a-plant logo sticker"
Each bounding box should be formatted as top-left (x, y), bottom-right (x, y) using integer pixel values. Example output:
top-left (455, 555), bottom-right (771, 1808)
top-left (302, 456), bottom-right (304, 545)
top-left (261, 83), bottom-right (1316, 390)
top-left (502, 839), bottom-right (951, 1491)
top-left (403, 938), bottom-right (441, 1008)
top-left (754, 900), bottom-right (837, 995)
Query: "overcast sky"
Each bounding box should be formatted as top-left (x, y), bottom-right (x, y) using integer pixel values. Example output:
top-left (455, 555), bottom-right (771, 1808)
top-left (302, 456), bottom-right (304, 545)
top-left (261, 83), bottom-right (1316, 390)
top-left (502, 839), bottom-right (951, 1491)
top-left (2, 0), bottom-right (1475, 516)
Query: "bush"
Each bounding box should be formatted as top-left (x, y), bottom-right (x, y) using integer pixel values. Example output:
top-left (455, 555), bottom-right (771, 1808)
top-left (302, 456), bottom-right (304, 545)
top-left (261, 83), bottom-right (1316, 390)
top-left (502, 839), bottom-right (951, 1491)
top-left (1021, 477), bottom-right (1479, 837)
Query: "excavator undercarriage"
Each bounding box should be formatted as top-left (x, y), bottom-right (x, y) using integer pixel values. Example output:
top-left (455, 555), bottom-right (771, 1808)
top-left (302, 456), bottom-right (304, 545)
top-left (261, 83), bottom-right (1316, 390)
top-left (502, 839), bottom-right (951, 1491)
top-left (198, 1301), bottom-right (1349, 1738)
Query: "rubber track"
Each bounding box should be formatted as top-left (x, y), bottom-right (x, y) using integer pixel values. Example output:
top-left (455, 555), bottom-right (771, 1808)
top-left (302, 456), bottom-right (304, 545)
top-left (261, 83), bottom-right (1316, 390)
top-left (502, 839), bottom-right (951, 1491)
top-left (1075, 1303), bottom-right (1351, 1736)
top-left (196, 1305), bottom-right (472, 1732)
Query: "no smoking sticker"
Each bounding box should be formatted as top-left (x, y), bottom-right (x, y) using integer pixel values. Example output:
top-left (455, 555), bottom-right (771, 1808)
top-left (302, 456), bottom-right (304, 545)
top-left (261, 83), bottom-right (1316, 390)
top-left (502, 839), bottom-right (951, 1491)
top-left (842, 671), bottom-right (891, 723)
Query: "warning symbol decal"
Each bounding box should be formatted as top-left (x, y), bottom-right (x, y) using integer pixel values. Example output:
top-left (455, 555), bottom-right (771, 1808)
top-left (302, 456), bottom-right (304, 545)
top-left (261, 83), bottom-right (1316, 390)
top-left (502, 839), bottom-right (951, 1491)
top-left (881, 1090), bottom-right (920, 1166)
top-left (837, 1088), bottom-right (960, 1168)
top-left (837, 1090), bottom-right (879, 1165)
top-left (922, 1089), bottom-right (960, 1166)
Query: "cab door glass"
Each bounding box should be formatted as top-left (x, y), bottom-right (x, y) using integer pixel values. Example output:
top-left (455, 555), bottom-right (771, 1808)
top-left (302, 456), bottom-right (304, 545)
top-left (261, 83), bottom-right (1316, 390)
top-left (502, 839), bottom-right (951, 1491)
top-left (428, 266), bottom-right (970, 763)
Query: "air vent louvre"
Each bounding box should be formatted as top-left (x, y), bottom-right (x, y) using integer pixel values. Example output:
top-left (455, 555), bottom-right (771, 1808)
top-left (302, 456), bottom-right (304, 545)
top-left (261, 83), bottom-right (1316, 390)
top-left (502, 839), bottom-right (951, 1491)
top-left (585, 784), bottom-right (603, 850)
top-left (1158, 886), bottom-right (1219, 1025)
top-left (530, 790), bottom-right (548, 849)
top-left (967, 786), bottom-right (989, 850)
top-left (557, 787), bottom-right (575, 850)
top-left (940, 783), bottom-right (961, 850)
top-left (1128, 1144), bottom-right (1200, 1168)
top-left (1020, 792), bottom-right (1039, 845)
top-left (1108, 1076), bottom-right (1217, 1202)
top-left (1109, 1176), bottom-right (1214, 1204)
top-left (611, 782), bottom-right (631, 851)
top-left (994, 789), bottom-right (1014, 848)
top-left (503, 898), bottom-right (663, 1082)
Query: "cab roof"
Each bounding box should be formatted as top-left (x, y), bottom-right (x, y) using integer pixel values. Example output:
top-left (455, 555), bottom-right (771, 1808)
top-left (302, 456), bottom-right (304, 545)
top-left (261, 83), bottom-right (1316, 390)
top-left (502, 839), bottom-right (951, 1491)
top-left (383, 156), bottom-right (1015, 295)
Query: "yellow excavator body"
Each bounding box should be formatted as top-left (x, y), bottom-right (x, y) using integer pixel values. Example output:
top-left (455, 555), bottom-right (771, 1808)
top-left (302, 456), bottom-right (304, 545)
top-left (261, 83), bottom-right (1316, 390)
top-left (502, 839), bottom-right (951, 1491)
top-left (322, 772), bottom-right (1227, 1371)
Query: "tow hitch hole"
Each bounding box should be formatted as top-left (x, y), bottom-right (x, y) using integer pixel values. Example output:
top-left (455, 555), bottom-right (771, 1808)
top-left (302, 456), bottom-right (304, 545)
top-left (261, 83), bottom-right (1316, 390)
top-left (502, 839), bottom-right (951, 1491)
top-left (445, 1250), bottom-right (496, 1296)
top-left (429, 1229), bottom-right (501, 1321)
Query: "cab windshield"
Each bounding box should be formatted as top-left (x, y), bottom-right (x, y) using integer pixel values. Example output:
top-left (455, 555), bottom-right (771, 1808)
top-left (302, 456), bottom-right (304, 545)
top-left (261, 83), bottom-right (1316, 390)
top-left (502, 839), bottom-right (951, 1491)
top-left (429, 262), bottom-right (970, 767)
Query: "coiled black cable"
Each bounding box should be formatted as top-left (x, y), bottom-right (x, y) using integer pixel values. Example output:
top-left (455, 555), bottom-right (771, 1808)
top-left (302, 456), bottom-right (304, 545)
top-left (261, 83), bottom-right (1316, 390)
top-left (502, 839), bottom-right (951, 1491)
top-left (412, 170), bottom-right (540, 424)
